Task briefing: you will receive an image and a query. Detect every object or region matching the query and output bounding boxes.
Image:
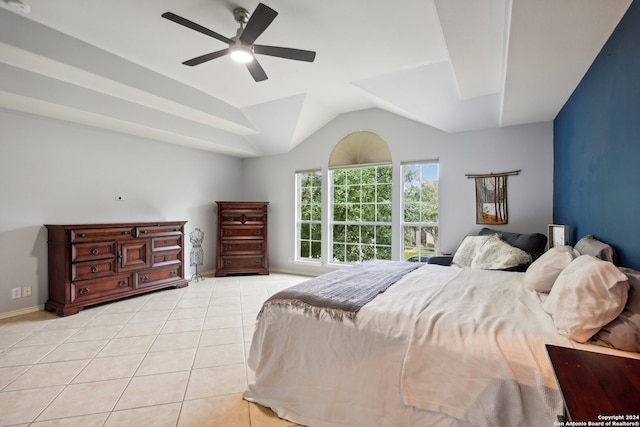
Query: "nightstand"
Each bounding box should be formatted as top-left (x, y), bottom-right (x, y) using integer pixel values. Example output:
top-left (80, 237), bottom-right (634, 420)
top-left (546, 345), bottom-right (640, 423)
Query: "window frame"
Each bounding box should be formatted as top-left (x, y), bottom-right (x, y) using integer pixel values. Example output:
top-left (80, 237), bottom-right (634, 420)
top-left (328, 164), bottom-right (393, 265)
top-left (295, 169), bottom-right (323, 263)
top-left (400, 160), bottom-right (440, 261)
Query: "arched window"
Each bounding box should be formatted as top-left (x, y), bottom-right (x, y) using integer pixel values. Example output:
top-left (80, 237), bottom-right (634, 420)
top-left (329, 132), bottom-right (393, 263)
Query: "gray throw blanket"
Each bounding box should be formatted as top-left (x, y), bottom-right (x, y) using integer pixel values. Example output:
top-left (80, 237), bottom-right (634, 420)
top-left (259, 260), bottom-right (422, 321)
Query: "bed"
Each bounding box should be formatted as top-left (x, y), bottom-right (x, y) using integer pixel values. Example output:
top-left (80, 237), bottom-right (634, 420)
top-left (243, 233), bottom-right (640, 427)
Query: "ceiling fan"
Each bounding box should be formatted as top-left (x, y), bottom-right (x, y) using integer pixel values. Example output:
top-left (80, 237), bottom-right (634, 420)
top-left (162, 3), bottom-right (316, 82)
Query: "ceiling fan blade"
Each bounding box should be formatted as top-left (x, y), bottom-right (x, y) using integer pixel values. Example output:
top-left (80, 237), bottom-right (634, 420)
top-left (246, 59), bottom-right (268, 82)
top-left (239, 3), bottom-right (278, 45)
top-left (254, 45), bottom-right (316, 62)
top-left (162, 12), bottom-right (231, 45)
top-left (182, 49), bottom-right (230, 66)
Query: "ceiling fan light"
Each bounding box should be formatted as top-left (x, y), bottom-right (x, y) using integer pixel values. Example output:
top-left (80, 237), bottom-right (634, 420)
top-left (230, 45), bottom-right (254, 63)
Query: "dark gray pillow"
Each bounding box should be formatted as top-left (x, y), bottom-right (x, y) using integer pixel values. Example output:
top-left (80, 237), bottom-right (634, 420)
top-left (590, 267), bottom-right (640, 353)
top-left (574, 235), bottom-right (619, 265)
top-left (478, 227), bottom-right (547, 261)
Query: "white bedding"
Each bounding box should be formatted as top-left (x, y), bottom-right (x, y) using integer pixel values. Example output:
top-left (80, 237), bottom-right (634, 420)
top-left (244, 263), bottom-right (637, 427)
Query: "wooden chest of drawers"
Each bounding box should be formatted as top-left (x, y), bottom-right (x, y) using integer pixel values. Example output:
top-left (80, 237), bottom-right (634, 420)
top-left (45, 221), bottom-right (188, 316)
top-left (215, 201), bottom-right (269, 277)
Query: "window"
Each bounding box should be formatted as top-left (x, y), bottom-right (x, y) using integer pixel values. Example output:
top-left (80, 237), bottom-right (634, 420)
top-left (330, 165), bottom-right (392, 263)
top-left (401, 161), bottom-right (439, 261)
top-left (296, 170), bottom-right (322, 261)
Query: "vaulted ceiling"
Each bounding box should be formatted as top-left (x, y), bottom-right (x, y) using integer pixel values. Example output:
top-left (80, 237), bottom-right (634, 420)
top-left (0, 0), bottom-right (632, 157)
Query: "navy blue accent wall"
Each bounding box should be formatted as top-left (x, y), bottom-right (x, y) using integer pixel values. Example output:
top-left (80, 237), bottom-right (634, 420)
top-left (554, 0), bottom-right (640, 270)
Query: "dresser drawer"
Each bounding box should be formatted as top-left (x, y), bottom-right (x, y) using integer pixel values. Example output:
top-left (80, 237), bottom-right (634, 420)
top-left (152, 249), bottom-right (182, 267)
top-left (71, 275), bottom-right (132, 303)
top-left (71, 227), bottom-right (134, 242)
top-left (136, 224), bottom-right (183, 238)
top-left (72, 241), bottom-right (117, 262)
top-left (220, 240), bottom-right (265, 254)
top-left (152, 236), bottom-right (182, 250)
top-left (72, 259), bottom-right (117, 281)
top-left (219, 255), bottom-right (265, 270)
top-left (221, 213), bottom-right (265, 225)
top-left (220, 226), bottom-right (265, 239)
top-left (135, 266), bottom-right (182, 289)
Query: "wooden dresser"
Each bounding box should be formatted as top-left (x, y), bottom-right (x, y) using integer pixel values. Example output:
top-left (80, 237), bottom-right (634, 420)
top-left (215, 201), bottom-right (269, 277)
top-left (45, 221), bottom-right (188, 316)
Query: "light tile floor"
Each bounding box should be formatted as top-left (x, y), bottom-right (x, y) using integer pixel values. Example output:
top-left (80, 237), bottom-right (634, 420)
top-left (0, 273), bottom-right (311, 427)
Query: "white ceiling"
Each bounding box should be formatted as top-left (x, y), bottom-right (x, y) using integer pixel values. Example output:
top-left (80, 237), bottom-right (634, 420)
top-left (0, 0), bottom-right (632, 157)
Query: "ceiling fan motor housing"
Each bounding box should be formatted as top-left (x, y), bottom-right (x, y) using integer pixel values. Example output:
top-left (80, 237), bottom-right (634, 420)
top-left (233, 7), bottom-right (250, 25)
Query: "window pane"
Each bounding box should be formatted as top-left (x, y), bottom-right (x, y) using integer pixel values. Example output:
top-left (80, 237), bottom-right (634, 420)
top-left (311, 224), bottom-right (322, 241)
top-left (300, 241), bottom-right (310, 258)
top-left (346, 204), bottom-right (361, 222)
top-left (300, 223), bottom-right (310, 240)
top-left (378, 202), bottom-right (392, 222)
top-left (311, 242), bottom-right (321, 259)
top-left (333, 243), bottom-right (345, 262)
top-left (377, 225), bottom-right (391, 245)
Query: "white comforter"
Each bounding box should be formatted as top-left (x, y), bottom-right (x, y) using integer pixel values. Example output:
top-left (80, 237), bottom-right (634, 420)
top-left (244, 264), bottom-right (628, 427)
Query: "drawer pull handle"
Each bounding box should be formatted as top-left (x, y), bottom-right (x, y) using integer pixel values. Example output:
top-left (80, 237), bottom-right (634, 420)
top-left (255, 245), bottom-right (261, 249)
top-left (80, 233), bottom-right (87, 237)
top-left (79, 287), bottom-right (89, 295)
top-left (164, 255), bottom-right (169, 261)
top-left (170, 270), bottom-right (177, 276)
top-left (91, 248), bottom-right (99, 255)
top-left (141, 275), bottom-right (149, 282)
top-left (255, 260), bottom-right (261, 265)
top-left (254, 230), bottom-right (261, 235)
top-left (91, 266), bottom-right (99, 273)
top-left (123, 231), bottom-right (130, 235)
top-left (225, 230), bottom-right (232, 235)
top-left (225, 246), bottom-right (231, 251)
top-left (224, 261), bottom-right (232, 266)
top-left (142, 230), bottom-right (148, 234)
top-left (118, 280), bottom-right (128, 287)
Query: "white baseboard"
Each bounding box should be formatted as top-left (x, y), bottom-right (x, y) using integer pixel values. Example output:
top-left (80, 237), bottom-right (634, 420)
top-left (0, 304), bottom-right (45, 320)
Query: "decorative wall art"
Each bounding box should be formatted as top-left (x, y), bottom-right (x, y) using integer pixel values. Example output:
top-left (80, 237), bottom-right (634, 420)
top-left (466, 170), bottom-right (521, 225)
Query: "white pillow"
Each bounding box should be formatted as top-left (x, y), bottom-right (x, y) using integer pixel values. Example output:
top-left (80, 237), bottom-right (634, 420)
top-left (524, 245), bottom-right (580, 292)
top-left (470, 234), bottom-right (532, 270)
top-left (451, 235), bottom-right (493, 268)
top-left (542, 255), bottom-right (629, 343)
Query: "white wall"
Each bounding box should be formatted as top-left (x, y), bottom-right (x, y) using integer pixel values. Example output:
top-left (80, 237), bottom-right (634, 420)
top-left (0, 107), bottom-right (554, 316)
top-left (241, 108), bottom-right (554, 275)
top-left (0, 108), bottom-right (243, 315)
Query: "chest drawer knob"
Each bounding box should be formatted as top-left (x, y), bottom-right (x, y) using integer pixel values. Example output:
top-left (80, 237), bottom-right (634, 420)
top-left (118, 280), bottom-right (128, 287)
top-left (141, 275), bottom-right (149, 282)
top-left (78, 287), bottom-right (90, 295)
top-left (224, 260), bottom-right (232, 266)
top-left (164, 255), bottom-right (169, 261)
top-left (123, 231), bottom-right (130, 235)
top-left (91, 248), bottom-right (99, 255)
top-left (170, 270), bottom-right (177, 276)
top-left (254, 230), bottom-right (261, 235)
top-left (91, 266), bottom-right (99, 273)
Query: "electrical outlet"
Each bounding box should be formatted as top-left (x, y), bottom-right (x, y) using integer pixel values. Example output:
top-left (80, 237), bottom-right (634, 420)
top-left (11, 288), bottom-right (21, 299)
top-left (22, 286), bottom-right (32, 297)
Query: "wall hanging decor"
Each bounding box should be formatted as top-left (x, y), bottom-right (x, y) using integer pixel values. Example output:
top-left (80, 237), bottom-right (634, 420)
top-left (466, 170), bottom-right (520, 225)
